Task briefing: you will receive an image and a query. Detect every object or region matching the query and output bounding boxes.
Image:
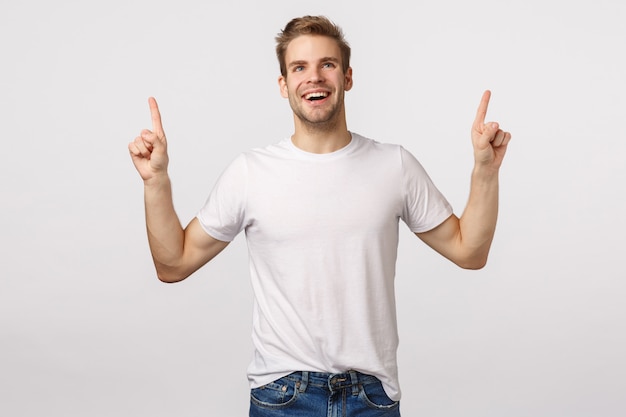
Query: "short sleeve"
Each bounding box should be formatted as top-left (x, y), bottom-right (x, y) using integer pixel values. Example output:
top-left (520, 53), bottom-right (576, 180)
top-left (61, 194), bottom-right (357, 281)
top-left (399, 147), bottom-right (454, 233)
top-left (196, 153), bottom-right (248, 242)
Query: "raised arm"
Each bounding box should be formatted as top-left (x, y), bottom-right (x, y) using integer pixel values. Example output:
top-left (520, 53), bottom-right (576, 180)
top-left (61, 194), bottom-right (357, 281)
top-left (417, 90), bottom-right (512, 269)
top-left (128, 98), bottom-right (228, 282)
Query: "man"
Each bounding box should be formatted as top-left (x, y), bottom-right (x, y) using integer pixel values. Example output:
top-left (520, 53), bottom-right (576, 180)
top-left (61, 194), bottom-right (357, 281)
top-left (128, 15), bottom-right (511, 417)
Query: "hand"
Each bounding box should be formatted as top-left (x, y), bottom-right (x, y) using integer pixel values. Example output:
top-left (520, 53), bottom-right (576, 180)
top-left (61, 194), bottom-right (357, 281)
top-left (128, 97), bottom-right (169, 182)
top-left (471, 90), bottom-right (511, 170)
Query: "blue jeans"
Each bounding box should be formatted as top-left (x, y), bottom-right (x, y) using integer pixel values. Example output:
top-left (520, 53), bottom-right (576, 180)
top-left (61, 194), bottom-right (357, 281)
top-left (249, 370), bottom-right (400, 417)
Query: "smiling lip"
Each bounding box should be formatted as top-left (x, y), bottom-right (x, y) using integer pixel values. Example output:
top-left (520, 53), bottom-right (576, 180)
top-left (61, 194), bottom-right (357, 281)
top-left (302, 89), bottom-right (330, 101)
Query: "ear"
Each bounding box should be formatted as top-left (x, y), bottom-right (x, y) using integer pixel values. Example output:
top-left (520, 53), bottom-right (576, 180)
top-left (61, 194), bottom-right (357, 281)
top-left (278, 75), bottom-right (289, 98)
top-left (344, 67), bottom-right (353, 92)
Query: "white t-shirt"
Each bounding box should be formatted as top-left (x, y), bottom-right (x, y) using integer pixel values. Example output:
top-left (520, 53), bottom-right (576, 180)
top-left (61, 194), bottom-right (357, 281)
top-left (197, 132), bottom-right (453, 401)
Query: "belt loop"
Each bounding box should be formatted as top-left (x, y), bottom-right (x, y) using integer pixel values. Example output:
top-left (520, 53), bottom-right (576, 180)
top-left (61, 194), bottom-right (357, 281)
top-left (299, 371), bottom-right (309, 393)
top-left (349, 370), bottom-right (359, 396)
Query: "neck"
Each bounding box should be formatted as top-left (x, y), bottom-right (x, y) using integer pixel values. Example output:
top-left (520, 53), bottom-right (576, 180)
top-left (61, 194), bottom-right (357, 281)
top-left (290, 112), bottom-right (351, 154)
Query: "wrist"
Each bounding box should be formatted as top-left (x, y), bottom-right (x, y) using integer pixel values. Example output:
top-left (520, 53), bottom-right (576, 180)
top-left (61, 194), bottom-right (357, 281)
top-left (471, 164), bottom-right (500, 183)
top-left (143, 171), bottom-right (171, 189)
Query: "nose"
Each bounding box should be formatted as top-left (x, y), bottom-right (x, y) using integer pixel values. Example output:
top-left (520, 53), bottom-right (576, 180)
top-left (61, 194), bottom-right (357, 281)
top-left (307, 67), bottom-right (324, 83)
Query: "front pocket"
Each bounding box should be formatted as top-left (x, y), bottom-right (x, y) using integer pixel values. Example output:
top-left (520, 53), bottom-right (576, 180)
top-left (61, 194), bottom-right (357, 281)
top-left (359, 381), bottom-right (399, 409)
top-left (250, 378), bottom-right (299, 409)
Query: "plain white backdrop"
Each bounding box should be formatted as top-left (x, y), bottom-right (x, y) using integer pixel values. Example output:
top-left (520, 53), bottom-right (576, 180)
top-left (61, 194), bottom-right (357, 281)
top-left (1, 0), bottom-right (625, 416)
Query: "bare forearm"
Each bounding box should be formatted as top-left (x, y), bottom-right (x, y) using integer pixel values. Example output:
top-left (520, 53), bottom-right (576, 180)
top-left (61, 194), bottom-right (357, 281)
top-left (458, 166), bottom-right (500, 267)
top-left (143, 174), bottom-right (185, 271)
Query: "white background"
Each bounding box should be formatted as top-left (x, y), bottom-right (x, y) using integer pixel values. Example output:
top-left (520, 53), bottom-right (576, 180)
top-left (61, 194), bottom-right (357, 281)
top-left (1, 0), bottom-right (625, 416)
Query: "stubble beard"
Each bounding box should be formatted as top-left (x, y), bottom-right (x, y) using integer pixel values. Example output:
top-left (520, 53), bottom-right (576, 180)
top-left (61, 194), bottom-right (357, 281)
top-left (290, 91), bottom-right (345, 133)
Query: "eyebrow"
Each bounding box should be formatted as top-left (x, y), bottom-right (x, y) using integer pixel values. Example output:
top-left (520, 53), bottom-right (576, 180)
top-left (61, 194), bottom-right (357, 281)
top-left (287, 57), bottom-right (340, 69)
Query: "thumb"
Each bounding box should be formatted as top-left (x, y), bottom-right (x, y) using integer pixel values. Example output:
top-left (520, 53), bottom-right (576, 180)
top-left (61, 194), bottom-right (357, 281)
top-left (476, 122), bottom-right (500, 149)
top-left (140, 129), bottom-right (166, 152)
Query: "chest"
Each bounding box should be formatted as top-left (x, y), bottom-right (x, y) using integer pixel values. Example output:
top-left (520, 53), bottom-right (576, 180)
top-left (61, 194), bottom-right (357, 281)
top-left (244, 158), bottom-right (403, 242)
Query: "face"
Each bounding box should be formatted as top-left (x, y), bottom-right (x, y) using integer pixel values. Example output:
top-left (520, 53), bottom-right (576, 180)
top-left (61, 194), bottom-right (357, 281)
top-left (278, 35), bottom-right (353, 129)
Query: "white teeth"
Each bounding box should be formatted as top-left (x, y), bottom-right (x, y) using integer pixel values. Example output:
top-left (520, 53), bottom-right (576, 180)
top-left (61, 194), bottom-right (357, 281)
top-left (305, 92), bottom-right (328, 99)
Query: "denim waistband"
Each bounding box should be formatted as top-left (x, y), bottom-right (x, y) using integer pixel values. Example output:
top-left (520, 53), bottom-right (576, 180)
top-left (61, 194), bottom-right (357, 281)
top-left (284, 370), bottom-right (380, 396)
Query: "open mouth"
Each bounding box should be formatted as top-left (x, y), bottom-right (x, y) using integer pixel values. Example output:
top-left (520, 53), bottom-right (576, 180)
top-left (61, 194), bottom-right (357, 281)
top-left (304, 91), bottom-right (329, 101)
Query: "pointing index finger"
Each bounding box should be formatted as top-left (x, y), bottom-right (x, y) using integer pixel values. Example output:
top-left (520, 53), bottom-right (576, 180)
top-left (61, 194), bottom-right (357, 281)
top-left (473, 90), bottom-right (491, 130)
top-left (148, 97), bottom-right (164, 136)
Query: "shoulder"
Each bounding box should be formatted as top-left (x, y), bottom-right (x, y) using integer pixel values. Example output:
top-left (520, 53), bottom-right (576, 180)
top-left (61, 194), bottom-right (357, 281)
top-left (350, 132), bottom-right (403, 153)
top-left (353, 133), bottom-right (432, 180)
top-left (350, 132), bottom-right (417, 163)
top-left (217, 138), bottom-right (290, 169)
top-left (245, 138), bottom-right (292, 157)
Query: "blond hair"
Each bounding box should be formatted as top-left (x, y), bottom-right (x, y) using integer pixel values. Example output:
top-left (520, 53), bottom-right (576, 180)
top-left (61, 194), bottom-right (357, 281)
top-left (275, 15), bottom-right (351, 77)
